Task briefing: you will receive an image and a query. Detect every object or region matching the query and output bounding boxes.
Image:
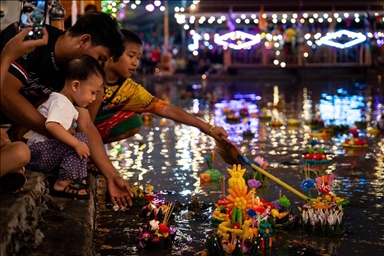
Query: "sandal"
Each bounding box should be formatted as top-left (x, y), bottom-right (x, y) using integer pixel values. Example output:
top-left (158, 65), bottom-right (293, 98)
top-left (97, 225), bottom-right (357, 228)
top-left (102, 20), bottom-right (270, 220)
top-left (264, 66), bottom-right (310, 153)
top-left (0, 168), bottom-right (27, 193)
top-left (74, 178), bottom-right (88, 189)
top-left (50, 183), bottom-right (90, 200)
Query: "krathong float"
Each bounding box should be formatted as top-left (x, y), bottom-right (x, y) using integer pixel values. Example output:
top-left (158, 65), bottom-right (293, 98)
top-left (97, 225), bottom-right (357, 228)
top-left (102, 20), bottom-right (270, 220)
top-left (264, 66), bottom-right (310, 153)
top-left (242, 120), bottom-right (255, 138)
top-left (131, 180), bottom-right (149, 207)
top-left (207, 164), bottom-right (274, 255)
top-left (302, 140), bottom-right (331, 165)
top-left (137, 202), bottom-right (177, 250)
top-left (256, 107), bottom-right (272, 122)
top-left (225, 114), bottom-right (242, 124)
top-left (200, 151), bottom-right (222, 183)
top-left (222, 107), bottom-right (234, 116)
top-left (268, 191), bottom-right (298, 230)
top-left (342, 127), bottom-right (367, 148)
top-left (287, 118), bottom-right (300, 126)
top-left (298, 169), bottom-right (349, 236)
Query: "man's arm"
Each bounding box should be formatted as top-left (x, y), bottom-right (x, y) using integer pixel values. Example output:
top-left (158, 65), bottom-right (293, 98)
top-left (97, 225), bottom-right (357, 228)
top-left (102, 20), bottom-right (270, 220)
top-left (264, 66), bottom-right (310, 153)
top-left (0, 73), bottom-right (49, 137)
top-left (75, 107), bottom-right (133, 207)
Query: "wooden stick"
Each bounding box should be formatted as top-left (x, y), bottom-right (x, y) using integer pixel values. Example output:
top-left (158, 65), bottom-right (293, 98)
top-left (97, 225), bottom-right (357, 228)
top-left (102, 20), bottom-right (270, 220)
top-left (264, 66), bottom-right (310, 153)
top-left (216, 136), bottom-right (309, 201)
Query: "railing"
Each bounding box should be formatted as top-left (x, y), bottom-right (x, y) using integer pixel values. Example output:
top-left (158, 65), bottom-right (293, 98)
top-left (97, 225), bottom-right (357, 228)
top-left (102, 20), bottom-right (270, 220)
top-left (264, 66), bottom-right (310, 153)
top-left (228, 42), bottom-right (379, 68)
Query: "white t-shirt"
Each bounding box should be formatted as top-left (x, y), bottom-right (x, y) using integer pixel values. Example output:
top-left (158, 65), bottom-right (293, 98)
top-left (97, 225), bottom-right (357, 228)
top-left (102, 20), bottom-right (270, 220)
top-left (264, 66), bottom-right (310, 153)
top-left (28, 92), bottom-right (79, 145)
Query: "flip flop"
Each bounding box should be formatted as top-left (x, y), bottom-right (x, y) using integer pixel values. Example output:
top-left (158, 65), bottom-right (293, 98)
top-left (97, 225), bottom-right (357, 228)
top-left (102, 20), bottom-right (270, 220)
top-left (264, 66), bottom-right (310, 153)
top-left (50, 183), bottom-right (90, 200)
top-left (0, 169), bottom-right (27, 193)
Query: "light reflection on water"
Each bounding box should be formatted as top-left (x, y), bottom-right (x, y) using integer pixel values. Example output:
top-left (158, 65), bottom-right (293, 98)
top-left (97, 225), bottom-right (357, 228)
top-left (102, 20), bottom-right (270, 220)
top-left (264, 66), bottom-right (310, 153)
top-left (96, 79), bottom-right (384, 256)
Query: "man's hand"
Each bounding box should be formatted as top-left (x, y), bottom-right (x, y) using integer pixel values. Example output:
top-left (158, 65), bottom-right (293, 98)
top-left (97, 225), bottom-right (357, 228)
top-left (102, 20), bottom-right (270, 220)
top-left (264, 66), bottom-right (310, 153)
top-left (106, 176), bottom-right (134, 209)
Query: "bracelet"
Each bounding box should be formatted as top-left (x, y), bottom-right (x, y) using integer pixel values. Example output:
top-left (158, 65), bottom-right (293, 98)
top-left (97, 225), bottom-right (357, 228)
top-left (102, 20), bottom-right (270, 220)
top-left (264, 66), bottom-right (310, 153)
top-left (207, 125), bottom-right (215, 135)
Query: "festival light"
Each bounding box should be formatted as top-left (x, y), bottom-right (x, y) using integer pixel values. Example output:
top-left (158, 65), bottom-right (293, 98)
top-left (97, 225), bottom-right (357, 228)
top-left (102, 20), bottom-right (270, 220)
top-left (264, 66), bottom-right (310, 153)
top-left (315, 30), bottom-right (367, 49)
top-left (188, 32), bottom-right (202, 51)
top-left (214, 31), bottom-right (261, 50)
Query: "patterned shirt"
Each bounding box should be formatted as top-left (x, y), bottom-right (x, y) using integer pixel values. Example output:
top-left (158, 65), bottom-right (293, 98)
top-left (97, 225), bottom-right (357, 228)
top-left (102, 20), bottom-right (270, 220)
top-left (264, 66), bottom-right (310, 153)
top-left (98, 77), bottom-right (167, 115)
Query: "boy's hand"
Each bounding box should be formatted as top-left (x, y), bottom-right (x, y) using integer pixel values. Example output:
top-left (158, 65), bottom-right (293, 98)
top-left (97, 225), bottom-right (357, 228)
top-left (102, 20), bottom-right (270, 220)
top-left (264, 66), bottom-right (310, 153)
top-left (209, 126), bottom-right (229, 141)
top-left (74, 141), bottom-right (90, 159)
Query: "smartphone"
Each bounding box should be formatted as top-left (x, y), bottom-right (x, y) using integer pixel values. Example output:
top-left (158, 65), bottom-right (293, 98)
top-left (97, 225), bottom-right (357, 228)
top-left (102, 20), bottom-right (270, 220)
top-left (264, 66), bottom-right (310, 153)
top-left (19, 0), bottom-right (48, 40)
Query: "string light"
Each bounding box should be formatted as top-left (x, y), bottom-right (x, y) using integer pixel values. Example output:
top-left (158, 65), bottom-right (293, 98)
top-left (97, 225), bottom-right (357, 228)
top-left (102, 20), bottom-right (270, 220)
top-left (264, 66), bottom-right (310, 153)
top-left (316, 30), bottom-right (367, 49)
top-left (214, 31), bottom-right (262, 50)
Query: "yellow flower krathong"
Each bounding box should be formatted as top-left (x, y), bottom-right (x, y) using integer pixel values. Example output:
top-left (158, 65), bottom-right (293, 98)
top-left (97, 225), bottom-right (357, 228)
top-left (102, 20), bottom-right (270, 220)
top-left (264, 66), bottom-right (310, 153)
top-left (225, 164), bottom-right (254, 221)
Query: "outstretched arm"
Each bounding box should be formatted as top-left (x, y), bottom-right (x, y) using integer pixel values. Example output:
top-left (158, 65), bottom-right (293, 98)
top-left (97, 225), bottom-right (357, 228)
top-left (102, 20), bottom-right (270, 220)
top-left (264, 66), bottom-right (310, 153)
top-left (156, 104), bottom-right (228, 141)
top-left (75, 106), bottom-right (133, 208)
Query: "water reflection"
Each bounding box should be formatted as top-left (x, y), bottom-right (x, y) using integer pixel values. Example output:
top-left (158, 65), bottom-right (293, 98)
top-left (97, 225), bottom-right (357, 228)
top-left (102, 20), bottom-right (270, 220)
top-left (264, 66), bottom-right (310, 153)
top-left (95, 78), bottom-right (384, 256)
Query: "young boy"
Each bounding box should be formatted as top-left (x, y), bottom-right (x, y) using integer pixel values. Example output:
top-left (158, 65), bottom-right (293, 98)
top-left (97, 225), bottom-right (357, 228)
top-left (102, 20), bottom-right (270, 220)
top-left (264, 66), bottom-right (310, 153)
top-left (26, 55), bottom-right (106, 199)
top-left (93, 29), bottom-right (228, 144)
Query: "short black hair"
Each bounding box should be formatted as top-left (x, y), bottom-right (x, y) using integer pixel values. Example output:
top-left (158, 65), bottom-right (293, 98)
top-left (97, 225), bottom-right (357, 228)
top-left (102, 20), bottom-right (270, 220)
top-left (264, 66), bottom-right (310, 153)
top-left (84, 4), bottom-right (98, 13)
top-left (120, 29), bottom-right (142, 46)
top-left (68, 12), bottom-right (124, 60)
top-left (22, 7), bottom-right (33, 13)
top-left (66, 55), bottom-right (107, 86)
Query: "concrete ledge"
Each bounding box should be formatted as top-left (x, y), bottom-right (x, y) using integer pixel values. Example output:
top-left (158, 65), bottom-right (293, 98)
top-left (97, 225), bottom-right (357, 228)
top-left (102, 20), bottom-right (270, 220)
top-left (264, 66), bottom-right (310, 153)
top-left (0, 171), bottom-right (98, 256)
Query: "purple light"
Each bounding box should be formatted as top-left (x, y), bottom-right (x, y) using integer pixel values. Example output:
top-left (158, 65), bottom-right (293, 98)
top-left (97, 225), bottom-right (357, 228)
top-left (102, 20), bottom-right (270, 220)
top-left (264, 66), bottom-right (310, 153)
top-left (120, 6), bottom-right (125, 19)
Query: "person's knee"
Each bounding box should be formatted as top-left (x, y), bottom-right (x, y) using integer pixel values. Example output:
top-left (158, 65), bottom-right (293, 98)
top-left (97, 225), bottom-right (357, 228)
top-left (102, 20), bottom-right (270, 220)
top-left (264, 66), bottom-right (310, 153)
top-left (122, 127), bottom-right (141, 139)
top-left (12, 142), bottom-right (31, 166)
top-left (130, 127), bottom-right (141, 137)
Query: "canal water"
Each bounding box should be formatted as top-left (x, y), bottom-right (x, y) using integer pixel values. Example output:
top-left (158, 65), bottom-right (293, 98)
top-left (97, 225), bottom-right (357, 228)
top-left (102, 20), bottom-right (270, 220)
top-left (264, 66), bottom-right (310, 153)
top-left (94, 74), bottom-right (384, 256)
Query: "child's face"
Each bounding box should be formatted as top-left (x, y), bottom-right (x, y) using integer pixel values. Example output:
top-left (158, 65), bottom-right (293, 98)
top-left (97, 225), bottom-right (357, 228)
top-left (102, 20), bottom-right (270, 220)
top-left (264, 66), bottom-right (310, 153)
top-left (73, 74), bottom-right (104, 108)
top-left (113, 42), bottom-right (142, 78)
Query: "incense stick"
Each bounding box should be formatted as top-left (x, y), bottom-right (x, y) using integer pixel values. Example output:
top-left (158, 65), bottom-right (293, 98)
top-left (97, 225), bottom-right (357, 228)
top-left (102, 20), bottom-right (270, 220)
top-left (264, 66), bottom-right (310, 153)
top-left (163, 202), bottom-right (175, 224)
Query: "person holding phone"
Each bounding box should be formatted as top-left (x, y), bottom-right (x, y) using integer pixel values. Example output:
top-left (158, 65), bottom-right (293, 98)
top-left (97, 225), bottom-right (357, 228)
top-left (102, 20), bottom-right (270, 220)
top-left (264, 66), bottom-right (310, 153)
top-left (0, 12), bottom-right (134, 208)
top-left (0, 26), bottom-right (48, 193)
